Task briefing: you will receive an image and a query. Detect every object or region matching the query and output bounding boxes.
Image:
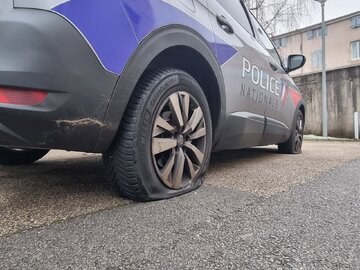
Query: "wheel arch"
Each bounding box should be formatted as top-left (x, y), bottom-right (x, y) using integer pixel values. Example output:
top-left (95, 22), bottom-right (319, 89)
top-left (287, 101), bottom-right (306, 140)
top-left (147, 45), bottom-right (222, 139)
top-left (95, 25), bottom-right (226, 153)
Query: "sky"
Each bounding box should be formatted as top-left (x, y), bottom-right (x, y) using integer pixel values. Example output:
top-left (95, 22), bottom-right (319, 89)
top-left (308, 0), bottom-right (360, 25)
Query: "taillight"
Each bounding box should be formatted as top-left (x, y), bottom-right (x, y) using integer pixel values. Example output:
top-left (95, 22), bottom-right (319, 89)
top-left (0, 87), bottom-right (48, 106)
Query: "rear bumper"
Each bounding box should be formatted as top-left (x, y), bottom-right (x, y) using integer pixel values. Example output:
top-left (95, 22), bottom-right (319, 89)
top-left (0, 9), bottom-right (118, 152)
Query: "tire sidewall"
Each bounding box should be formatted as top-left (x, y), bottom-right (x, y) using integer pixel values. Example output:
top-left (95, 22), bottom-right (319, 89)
top-left (136, 70), bottom-right (212, 200)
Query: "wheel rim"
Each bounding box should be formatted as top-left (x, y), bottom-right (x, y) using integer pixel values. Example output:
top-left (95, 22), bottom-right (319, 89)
top-left (151, 91), bottom-right (207, 190)
top-left (295, 115), bottom-right (304, 152)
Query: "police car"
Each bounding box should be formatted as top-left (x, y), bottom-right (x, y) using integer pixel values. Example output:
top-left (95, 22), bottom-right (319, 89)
top-left (0, 0), bottom-right (306, 201)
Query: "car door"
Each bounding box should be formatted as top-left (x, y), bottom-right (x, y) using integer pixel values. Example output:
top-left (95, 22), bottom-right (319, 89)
top-left (206, 0), bottom-right (277, 150)
top-left (248, 14), bottom-right (297, 145)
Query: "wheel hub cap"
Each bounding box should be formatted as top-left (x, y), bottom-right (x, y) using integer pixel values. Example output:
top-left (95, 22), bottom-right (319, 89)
top-left (177, 135), bottom-right (185, 147)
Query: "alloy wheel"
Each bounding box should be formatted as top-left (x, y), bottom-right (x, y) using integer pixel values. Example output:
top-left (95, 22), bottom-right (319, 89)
top-left (295, 114), bottom-right (304, 152)
top-left (151, 91), bottom-right (207, 190)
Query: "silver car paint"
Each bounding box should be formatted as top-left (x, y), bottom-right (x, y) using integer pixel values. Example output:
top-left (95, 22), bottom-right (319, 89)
top-left (205, 0), bottom-right (301, 150)
top-left (0, 0), bottom-right (13, 12)
top-left (13, 0), bottom-right (70, 9)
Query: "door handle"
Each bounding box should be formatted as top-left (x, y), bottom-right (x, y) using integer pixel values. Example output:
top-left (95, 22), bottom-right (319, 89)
top-left (216, 15), bottom-right (234, 34)
top-left (269, 62), bottom-right (278, 71)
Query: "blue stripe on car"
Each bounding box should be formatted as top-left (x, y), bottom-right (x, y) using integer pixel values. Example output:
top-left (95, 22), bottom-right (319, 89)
top-left (52, 0), bottom-right (138, 74)
top-left (53, 0), bottom-right (237, 74)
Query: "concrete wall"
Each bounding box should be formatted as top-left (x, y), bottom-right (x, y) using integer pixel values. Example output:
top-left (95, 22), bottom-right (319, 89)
top-left (293, 66), bottom-right (360, 138)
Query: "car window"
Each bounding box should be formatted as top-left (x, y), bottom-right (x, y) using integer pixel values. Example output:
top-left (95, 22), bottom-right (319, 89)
top-left (250, 14), bottom-right (282, 65)
top-left (216, 0), bottom-right (253, 35)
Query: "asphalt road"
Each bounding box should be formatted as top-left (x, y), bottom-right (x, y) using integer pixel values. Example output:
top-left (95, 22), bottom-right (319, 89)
top-left (1, 141), bottom-right (360, 269)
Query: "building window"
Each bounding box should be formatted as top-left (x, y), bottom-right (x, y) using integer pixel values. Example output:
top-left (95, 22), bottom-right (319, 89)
top-left (307, 27), bottom-right (328, 40)
top-left (352, 40), bottom-right (360, 60)
top-left (273, 37), bottom-right (288, 48)
top-left (312, 49), bottom-right (322, 69)
top-left (351, 16), bottom-right (360, 28)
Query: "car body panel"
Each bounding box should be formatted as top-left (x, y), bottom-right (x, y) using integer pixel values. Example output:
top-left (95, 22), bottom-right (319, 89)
top-left (0, 9), bottom-right (118, 151)
top-left (247, 14), bottom-right (304, 145)
top-left (50, 0), bottom-right (237, 73)
top-left (52, 0), bottom-right (138, 74)
top-left (0, 0), bottom-right (305, 153)
top-left (207, 0), bottom-right (276, 149)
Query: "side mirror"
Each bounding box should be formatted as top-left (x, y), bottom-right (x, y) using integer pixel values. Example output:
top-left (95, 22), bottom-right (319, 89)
top-left (286, 55), bottom-right (306, 73)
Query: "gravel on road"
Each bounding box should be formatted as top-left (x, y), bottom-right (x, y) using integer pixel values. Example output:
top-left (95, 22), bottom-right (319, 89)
top-left (1, 157), bottom-right (360, 269)
top-left (1, 141), bottom-right (359, 237)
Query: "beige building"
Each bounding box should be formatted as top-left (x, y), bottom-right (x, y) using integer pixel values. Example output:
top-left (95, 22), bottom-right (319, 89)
top-left (273, 11), bottom-right (360, 76)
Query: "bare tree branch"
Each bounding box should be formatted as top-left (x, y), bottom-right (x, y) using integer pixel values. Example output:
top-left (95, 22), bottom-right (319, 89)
top-left (244, 0), bottom-right (316, 35)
